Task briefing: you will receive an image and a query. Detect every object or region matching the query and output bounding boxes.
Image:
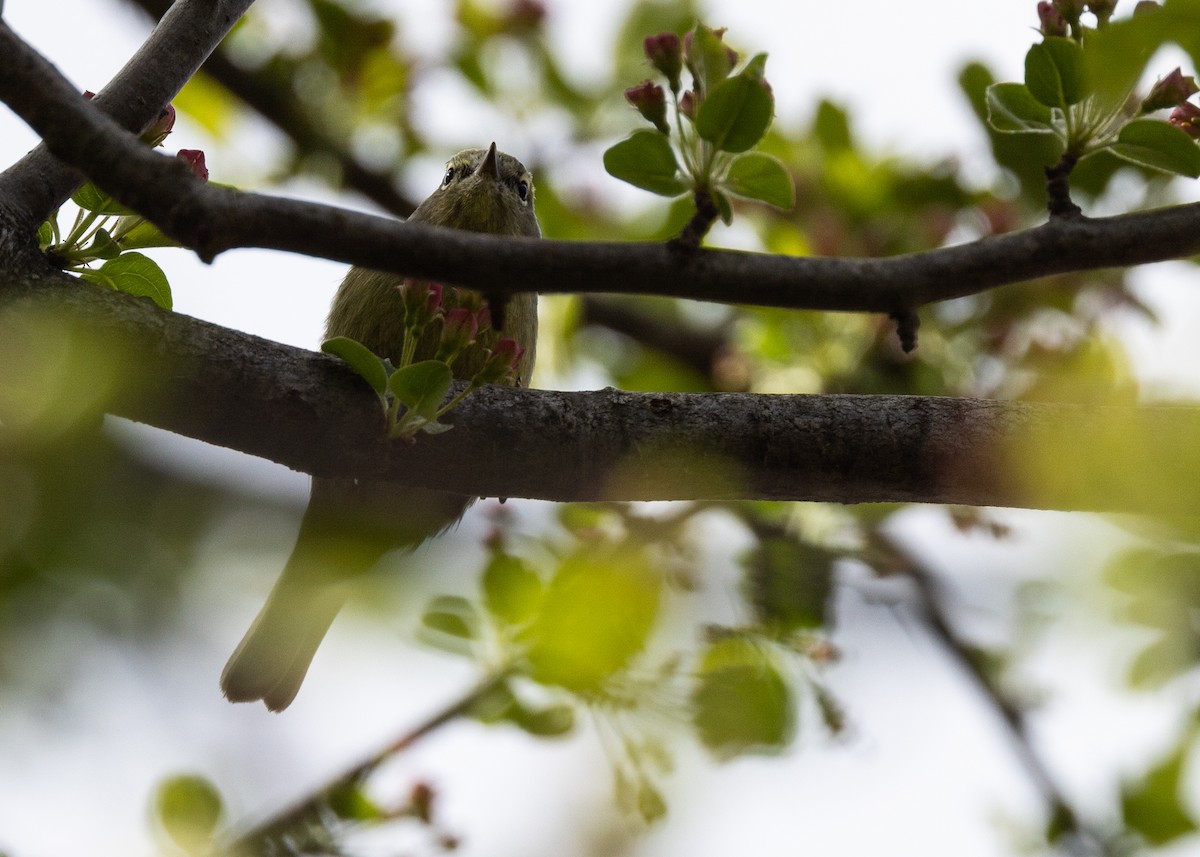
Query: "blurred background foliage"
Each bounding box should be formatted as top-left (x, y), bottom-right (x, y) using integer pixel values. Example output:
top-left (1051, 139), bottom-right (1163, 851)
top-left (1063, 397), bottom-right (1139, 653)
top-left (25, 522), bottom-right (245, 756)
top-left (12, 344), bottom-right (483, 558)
top-left (4, 0), bottom-right (1200, 854)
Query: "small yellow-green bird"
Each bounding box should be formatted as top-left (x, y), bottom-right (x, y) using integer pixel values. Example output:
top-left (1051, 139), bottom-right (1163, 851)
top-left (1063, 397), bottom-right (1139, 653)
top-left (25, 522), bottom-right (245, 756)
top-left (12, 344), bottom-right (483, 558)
top-left (221, 143), bottom-right (539, 711)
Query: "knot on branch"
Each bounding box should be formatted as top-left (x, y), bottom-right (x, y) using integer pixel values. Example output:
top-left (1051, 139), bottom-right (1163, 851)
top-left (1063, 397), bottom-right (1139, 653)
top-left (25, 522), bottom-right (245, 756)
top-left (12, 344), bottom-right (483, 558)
top-left (889, 309), bottom-right (920, 353)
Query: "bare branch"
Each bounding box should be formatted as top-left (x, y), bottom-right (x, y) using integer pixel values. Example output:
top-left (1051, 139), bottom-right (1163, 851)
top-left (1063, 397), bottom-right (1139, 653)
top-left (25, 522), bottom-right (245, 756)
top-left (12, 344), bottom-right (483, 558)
top-left (0, 0), bottom-right (256, 229)
top-left (3, 270), bottom-right (1198, 514)
top-left (4, 20), bottom-right (1200, 317)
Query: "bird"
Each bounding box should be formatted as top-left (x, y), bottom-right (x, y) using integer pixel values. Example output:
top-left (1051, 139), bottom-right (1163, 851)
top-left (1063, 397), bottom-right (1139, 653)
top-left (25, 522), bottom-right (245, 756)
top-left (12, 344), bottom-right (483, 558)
top-left (221, 143), bottom-right (540, 711)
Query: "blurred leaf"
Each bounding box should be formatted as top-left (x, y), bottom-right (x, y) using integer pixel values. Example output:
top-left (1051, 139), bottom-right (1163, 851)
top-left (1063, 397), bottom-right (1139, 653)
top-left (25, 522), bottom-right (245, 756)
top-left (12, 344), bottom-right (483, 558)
top-left (1108, 119), bottom-right (1200, 177)
top-left (322, 336), bottom-right (389, 396)
top-left (36, 219), bottom-right (53, 250)
top-left (327, 783), bottom-right (385, 822)
top-left (389, 360), bottom-right (453, 420)
top-left (691, 637), bottom-right (795, 758)
top-left (688, 23), bottom-right (735, 95)
top-left (482, 551), bottom-right (543, 626)
top-left (509, 702), bottom-right (576, 737)
top-left (1122, 746), bottom-right (1196, 845)
top-left (637, 778), bottom-right (668, 823)
top-left (603, 130), bottom-right (688, 196)
top-left (154, 774), bottom-right (223, 856)
top-left (695, 65), bottom-right (774, 153)
top-left (744, 534), bottom-right (833, 632)
top-left (813, 99), bottom-right (853, 151)
top-left (80, 252), bottom-right (172, 310)
top-left (523, 543), bottom-right (662, 692)
top-left (1024, 37), bottom-right (1085, 109)
top-left (173, 72), bottom-right (237, 138)
top-left (985, 82), bottom-right (1057, 134)
top-left (419, 595), bottom-right (480, 655)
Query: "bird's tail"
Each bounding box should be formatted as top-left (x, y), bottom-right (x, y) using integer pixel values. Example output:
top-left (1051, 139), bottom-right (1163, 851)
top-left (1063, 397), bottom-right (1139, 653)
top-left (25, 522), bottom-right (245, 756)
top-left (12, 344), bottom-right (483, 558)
top-left (219, 539), bottom-right (352, 712)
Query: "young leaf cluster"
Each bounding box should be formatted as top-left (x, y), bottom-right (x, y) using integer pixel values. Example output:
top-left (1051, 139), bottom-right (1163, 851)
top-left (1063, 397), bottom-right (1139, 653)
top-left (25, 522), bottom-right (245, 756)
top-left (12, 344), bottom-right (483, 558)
top-left (604, 23), bottom-right (796, 226)
top-left (412, 503), bottom-right (841, 824)
top-left (986, 1), bottom-right (1200, 180)
top-left (38, 104), bottom-right (210, 310)
top-left (322, 282), bottom-right (526, 440)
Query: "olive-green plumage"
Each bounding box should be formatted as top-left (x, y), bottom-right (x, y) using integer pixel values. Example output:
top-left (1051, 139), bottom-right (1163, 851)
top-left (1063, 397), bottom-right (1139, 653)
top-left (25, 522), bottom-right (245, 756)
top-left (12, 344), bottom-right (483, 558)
top-left (221, 144), bottom-right (539, 711)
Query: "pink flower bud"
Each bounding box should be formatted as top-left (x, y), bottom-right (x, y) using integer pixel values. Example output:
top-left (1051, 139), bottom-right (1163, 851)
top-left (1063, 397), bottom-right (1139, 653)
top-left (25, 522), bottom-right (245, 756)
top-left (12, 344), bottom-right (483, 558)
top-left (400, 279), bottom-right (445, 330)
top-left (1038, 2), bottom-right (1067, 36)
top-left (679, 89), bottom-right (697, 121)
top-left (475, 304), bottom-right (493, 332)
top-left (644, 32), bottom-right (683, 92)
top-left (176, 148), bottom-right (208, 180)
top-left (141, 104), bottom-right (176, 147)
top-left (1169, 101), bottom-right (1200, 138)
top-left (476, 338), bottom-right (526, 383)
top-left (435, 307), bottom-right (479, 361)
top-left (1143, 68), bottom-right (1199, 112)
top-left (625, 80), bottom-right (670, 134)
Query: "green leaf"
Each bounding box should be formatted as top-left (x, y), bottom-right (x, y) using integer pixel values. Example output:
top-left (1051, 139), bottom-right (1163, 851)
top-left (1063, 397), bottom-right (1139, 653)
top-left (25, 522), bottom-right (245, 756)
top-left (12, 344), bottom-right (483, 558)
top-left (695, 68), bottom-right (774, 153)
top-left (154, 775), bottom-right (223, 856)
top-left (482, 552), bottom-right (543, 626)
top-left (326, 783), bottom-right (386, 822)
top-left (688, 23), bottom-right (735, 96)
top-left (636, 779), bottom-right (668, 824)
top-left (523, 544), bottom-right (662, 692)
top-left (322, 336), bottom-right (389, 396)
top-left (712, 187), bottom-right (733, 225)
top-left (418, 595), bottom-right (480, 655)
top-left (690, 638), bottom-right (795, 759)
top-left (81, 252), bottom-right (172, 310)
top-left (985, 83), bottom-right (1057, 134)
top-left (1122, 746), bottom-right (1196, 845)
top-left (603, 130), bottom-right (688, 196)
top-left (71, 182), bottom-right (134, 215)
top-left (744, 535), bottom-right (833, 632)
top-left (509, 703), bottom-right (575, 737)
top-left (85, 228), bottom-right (121, 260)
top-left (36, 220), bottom-right (53, 250)
top-left (388, 360), bottom-right (453, 420)
top-left (115, 219), bottom-right (183, 251)
top-left (723, 152), bottom-right (795, 209)
top-left (1107, 119), bottom-right (1200, 177)
top-left (1025, 37), bottom-right (1086, 109)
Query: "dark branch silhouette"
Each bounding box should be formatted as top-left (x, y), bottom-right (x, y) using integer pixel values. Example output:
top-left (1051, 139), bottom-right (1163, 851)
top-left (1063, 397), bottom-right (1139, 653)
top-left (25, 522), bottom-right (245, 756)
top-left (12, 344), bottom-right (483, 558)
top-left (5, 20), bottom-right (1200, 318)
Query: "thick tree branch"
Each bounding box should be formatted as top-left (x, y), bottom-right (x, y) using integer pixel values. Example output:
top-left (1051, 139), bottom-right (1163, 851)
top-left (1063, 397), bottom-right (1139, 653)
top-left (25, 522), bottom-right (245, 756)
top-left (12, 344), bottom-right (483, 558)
top-left (3, 271), bottom-right (1199, 515)
top-left (0, 0), bottom-right (255, 231)
top-left (5, 20), bottom-right (1200, 318)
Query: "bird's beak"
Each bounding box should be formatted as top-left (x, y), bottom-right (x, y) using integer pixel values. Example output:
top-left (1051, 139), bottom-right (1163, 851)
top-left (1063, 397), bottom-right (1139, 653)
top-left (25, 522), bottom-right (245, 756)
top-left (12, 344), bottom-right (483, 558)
top-left (476, 141), bottom-right (500, 181)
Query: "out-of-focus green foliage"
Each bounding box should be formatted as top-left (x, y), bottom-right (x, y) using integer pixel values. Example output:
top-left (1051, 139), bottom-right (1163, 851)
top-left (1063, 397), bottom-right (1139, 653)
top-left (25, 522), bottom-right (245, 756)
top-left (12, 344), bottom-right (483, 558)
top-left (12, 0), bottom-right (1200, 852)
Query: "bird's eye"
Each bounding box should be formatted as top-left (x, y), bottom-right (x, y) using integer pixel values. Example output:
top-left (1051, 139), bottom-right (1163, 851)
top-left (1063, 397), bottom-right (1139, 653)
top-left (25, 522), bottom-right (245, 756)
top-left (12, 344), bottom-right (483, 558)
top-left (517, 180), bottom-right (530, 202)
top-left (442, 167), bottom-right (455, 187)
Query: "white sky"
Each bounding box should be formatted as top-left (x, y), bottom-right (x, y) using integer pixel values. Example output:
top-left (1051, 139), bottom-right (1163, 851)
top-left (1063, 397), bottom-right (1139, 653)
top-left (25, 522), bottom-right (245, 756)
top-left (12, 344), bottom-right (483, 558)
top-left (2, 2), bottom-right (1199, 857)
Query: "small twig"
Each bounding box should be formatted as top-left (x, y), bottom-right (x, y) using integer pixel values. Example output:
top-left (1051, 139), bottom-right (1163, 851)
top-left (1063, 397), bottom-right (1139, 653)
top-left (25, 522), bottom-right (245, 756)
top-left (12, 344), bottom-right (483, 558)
top-left (226, 670), bottom-right (511, 854)
top-left (895, 547), bottom-right (1109, 854)
top-left (670, 189), bottom-right (720, 251)
top-left (1045, 151), bottom-right (1082, 219)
